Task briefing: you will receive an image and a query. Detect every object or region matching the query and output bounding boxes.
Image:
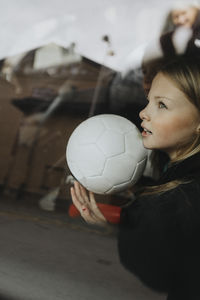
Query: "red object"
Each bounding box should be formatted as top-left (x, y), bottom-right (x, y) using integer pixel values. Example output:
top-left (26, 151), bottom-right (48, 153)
top-left (68, 203), bottom-right (122, 224)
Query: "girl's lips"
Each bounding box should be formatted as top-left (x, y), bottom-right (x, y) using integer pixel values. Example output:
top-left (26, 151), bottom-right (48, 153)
top-left (141, 123), bottom-right (152, 133)
top-left (141, 128), bottom-right (153, 137)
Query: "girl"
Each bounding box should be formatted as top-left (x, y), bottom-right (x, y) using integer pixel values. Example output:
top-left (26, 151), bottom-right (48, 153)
top-left (70, 56), bottom-right (200, 300)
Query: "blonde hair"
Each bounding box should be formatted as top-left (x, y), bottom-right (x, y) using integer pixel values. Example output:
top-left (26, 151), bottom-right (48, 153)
top-left (140, 55), bottom-right (200, 196)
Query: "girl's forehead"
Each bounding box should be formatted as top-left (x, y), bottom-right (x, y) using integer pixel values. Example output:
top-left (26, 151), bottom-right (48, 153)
top-left (150, 73), bottom-right (185, 100)
top-left (150, 72), bottom-right (199, 114)
top-left (151, 72), bottom-right (174, 89)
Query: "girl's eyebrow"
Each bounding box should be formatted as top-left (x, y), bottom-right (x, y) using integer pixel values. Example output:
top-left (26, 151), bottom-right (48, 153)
top-left (154, 96), bottom-right (173, 102)
top-left (147, 95), bottom-right (174, 102)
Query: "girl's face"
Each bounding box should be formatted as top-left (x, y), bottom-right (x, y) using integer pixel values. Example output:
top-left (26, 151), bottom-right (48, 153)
top-left (139, 72), bottom-right (200, 160)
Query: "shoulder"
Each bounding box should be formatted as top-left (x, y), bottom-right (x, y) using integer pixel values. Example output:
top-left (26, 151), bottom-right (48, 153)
top-left (171, 179), bottom-right (200, 210)
top-left (118, 179), bottom-right (200, 291)
top-left (121, 179), bottom-right (200, 226)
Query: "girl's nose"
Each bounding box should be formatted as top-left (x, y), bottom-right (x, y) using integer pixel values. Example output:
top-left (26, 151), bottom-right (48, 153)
top-left (139, 106), bottom-right (150, 121)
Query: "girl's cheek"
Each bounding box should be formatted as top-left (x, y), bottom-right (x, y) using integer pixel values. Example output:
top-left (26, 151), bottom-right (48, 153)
top-left (154, 114), bottom-right (192, 134)
top-left (153, 121), bottom-right (176, 139)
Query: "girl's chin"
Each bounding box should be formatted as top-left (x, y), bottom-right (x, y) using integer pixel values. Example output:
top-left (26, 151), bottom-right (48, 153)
top-left (142, 141), bottom-right (154, 149)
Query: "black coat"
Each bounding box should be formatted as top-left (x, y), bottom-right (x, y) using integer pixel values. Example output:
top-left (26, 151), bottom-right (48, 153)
top-left (118, 152), bottom-right (200, 300)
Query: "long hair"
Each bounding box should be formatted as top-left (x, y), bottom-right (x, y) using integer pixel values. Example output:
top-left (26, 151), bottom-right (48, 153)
top-left (140, 55), bottom-right (200, 196)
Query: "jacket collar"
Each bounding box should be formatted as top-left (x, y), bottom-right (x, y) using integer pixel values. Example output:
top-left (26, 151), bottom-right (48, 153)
top-left (159, 152), bottom-right (200, 184)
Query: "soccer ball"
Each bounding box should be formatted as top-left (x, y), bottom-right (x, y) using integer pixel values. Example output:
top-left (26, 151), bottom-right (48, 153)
top-left (66, 114), bottom-right (148, 194)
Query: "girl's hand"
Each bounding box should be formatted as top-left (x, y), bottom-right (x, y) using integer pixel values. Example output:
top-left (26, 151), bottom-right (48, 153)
top-left (70, 181), bottom-right (107, 226)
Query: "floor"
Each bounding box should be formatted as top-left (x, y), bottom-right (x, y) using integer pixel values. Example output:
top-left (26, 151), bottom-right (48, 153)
top-left (0, 199), bottom-right (166, 300)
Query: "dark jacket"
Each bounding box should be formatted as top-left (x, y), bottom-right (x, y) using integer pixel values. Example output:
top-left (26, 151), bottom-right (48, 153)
top-left (118, 152), bottom-right (200, 300)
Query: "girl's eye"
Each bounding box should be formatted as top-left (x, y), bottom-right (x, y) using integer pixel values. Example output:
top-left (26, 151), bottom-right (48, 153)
top-left (158, 101), bottom-right (167, 109)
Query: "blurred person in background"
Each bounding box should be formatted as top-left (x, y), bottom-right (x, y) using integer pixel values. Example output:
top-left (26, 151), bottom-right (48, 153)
top-left (160, 2), bottom-right (200, 56)
top-left (161, 2), bottom-right (200, 34)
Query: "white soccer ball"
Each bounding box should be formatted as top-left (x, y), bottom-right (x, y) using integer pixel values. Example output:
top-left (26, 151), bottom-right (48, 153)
top-left (66, 114), bottom-right (148, 194)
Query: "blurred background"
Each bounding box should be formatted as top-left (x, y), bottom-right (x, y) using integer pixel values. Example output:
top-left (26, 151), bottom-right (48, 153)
top-left (0, 0), bottom-right (184, 207)
top-left (0, 0), bottom-right (199, 299)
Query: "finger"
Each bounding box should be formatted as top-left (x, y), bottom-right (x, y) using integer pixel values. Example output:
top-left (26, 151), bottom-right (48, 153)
top-left (79, 202), bottom-right (107, 226)
top-left (72, 185), bottom-right (106, 225)
top-left (71, 187), bottom-right (93, 219)
top-left (73, 181), bottom-right (85, 204)
top-left (89, 191), bottom-right (98, 208)
top-left (79, 184), bottom-right (90, 203)
top-left (71, 187), bottom-right (93, 220)
top-left (70, 186), bottom-right (83, 211)
top-left (82, 211), bottom-right (105, 225)
top-left (89, 192), bottom-right (107, 221)
top-left (88, 213), bottom-right (107, 225)
top-left (79, 206), bottom-right (98, 224)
